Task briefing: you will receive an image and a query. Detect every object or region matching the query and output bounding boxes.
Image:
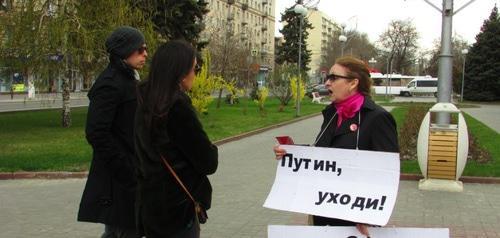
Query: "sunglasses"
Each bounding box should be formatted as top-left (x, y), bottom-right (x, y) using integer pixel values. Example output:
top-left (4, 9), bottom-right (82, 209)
top-left (137, 46), bottom-right (147, 54)
top-left (326, 73), bottom-right (355, 81)
top-left (194, 64), bottom-right (202, 74)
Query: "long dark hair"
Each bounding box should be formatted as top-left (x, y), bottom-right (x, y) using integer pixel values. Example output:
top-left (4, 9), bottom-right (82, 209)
top-left (137, 40), bottom-right (197, 131)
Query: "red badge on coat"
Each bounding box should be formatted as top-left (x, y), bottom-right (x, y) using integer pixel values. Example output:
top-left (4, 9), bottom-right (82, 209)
top-left (350, 123), bottom-right (358, 132)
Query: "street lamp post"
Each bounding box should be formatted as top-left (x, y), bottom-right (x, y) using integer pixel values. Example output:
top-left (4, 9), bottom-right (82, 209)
top-left (385, 57), bottom-right (393, 99)
top-left (338, 23), bottom-right (347, 57)
top-left (415, 59), bottom-right (420, 76)
top-left (293, 3), bottom-right (307, 117)
top-left (460, 48), bottom-right (468, 102)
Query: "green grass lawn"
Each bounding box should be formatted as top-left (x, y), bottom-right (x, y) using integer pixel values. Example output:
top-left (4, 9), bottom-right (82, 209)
top-left (391, 106), bottom-right (500, 177)
top-left (0, 97), bottom-right (325, 172)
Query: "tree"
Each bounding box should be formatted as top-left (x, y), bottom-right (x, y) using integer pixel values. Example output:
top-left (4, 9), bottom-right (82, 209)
top-left (425, 35), bottom-right (469, 93)
top-left (275, 3), bottom-right (312, 72)
top-left (205, 20), bottom-right (248, 108)
top-left (378, 19), bottom-right (419, 74)
top-left (321, 29), bottom-right (377, 71)
top-left (0, 0), bottom-right (158, 127)
top-left (131, 0), bottom-right (209, 50)
top-left (268, 63), bottom-right (296, 112)
top-left (463, 6), bottom-right (500, 101)
top-left (187, 50), bottom-right (225, 115)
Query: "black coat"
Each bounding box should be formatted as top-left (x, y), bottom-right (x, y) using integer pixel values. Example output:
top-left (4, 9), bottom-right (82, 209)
top-left (312, 97), bottom-right (399, 226)
top-left (77, 59), bottom-right (138, 229)
top-left (134, 92), bottom-right (218, 237)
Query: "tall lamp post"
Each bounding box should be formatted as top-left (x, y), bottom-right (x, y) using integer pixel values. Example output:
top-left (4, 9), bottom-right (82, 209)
top-left (293, 3), bottom-right (307, 117)
top-left (460, 48), bottom-right (468, 102)
top-left (338, 23), bottom-right (347, 57)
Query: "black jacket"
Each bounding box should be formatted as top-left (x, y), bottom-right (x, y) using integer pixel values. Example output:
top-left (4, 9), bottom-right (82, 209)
top-left (77, 58), bottom-right (138, 229)
top-left (134, 91), bottom-right (218, 237)
top-left (312, 97), bottom-right (399, 226)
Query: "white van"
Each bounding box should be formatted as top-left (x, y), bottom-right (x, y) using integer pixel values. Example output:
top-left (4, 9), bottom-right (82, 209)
top-left (399, 77), bottom-right (438, 97)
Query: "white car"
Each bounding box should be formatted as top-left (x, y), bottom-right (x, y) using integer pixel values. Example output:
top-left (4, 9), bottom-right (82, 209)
top-left (400, 78), bottom-right (438, 97)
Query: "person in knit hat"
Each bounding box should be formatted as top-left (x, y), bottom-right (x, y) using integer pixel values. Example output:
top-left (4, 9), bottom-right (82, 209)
top-left (78, 26), bottom-right (148, 238)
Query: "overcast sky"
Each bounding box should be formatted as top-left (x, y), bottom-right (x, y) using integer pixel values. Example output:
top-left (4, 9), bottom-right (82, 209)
top-left (275, 0), bottom-right (499, 50)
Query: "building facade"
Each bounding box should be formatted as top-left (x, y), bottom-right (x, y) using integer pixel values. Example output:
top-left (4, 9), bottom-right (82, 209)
top-left (304, 9), bottom-right (337, 83)
top-left (203, 0), bottom-right (275, 85)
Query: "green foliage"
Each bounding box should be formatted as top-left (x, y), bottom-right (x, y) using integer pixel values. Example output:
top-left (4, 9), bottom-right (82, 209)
top-left (269, 63), bottom-right (296, 111)
top-left (131, 0), bottom-right (209, 50)
top-left (464, 6), bottom-right (500, 101)
top-left (275, 5), bottom-right (312, 71)
top-left (0, 99), bottom-right (325, 172)
top-left (187, 50), bottom-right (224, 114)
top-left (254, 87), bottom-right (269, 114)
top-left (290, 76), bottom-right (305, 103)
top-left (397, 105), bottom-right (429, 160)
top-left (391, 105), bottom-right (499, 176)
top-left (0, 0), bottom-right (158, 91)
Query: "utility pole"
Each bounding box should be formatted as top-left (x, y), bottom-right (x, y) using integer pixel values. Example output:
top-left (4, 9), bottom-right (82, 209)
top-left (422, 0), bottom-right (477, 125)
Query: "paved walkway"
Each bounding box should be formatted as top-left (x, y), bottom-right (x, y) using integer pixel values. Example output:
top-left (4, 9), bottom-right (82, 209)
top-left (1, 113), bottom-right (499, 237)
top-left (461, 104), bottom-right (500, 133)
top-left (0, 93), bottom-right (89, 112)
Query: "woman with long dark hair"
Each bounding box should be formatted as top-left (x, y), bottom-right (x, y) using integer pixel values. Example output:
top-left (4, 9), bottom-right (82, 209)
top-left (134, 40), bottom-right (218, 237)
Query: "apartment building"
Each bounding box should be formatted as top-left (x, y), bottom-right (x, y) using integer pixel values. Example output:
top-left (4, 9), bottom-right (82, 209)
top-left (204, 0), bottom-right (275, 84)
top-left (304, 9), bottom-right (338, 81)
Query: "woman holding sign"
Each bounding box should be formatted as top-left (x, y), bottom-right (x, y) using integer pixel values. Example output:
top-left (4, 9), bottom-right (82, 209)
top-left (134, 40), bottom-right (218, 237)
top-left (273, 56), bottom-right (399, 237)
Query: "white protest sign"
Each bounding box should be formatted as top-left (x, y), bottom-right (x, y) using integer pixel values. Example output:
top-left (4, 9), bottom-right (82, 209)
top-left (268, 225), bottom-right (449, 238)
top-left (263, 145), bottom-right (400, 226)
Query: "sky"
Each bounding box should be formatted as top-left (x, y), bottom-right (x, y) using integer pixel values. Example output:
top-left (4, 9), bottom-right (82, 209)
top-left (275, 0), bottom-right (499, 50)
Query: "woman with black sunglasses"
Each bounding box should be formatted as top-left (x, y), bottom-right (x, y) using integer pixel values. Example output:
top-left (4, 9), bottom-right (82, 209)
top-left (273, 56), bottom-right (399, 237)
top-left (134, 40), bottom-right (218, 237)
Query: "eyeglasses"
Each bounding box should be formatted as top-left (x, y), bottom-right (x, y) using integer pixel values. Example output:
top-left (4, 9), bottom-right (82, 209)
top-left (137, 46), bottom-right (147, 55)
top-left (326, 73), bottom-right (355, 81)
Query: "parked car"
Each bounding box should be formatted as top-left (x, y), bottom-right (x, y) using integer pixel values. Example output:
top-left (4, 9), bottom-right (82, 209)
top-left (399, 77), bottom-right (438, 97)
top-left (306, 84), bottom-right (330, 98)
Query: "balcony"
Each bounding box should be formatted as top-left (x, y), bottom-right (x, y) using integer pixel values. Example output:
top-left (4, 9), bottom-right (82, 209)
top-left (227, 13), bottom-right (234, 21)
top-left (241, 33), bottom-right (248, 41)
top-left (261, 48), bottom-right (268, 56)
top-left (228, 0), bottom-right (235, 5)
top-left (261, 25), bottom-right (267, 31)
top-left (241, 20), bottom-right (248, 26)
top-left (261, 37), bottom-right (267, 44)
top-left (241, 0), bottom-right (249, 10)
top-left (262, 0), bottom-right (268, 5)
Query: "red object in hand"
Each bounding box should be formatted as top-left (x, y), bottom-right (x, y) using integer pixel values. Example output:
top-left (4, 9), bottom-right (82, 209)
top-left (276, 136), bottom-right (294, 145)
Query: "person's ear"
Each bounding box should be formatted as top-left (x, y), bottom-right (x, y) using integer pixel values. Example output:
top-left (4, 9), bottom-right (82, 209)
top-left (350, 78), bottom-right (359, 91)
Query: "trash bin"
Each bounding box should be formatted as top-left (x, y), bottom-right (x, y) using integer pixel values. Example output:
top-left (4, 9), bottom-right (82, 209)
top-left (417, 103), bottom-right (469, 192)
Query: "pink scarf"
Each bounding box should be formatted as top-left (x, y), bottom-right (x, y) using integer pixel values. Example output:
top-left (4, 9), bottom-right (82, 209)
top-left (333, 92), bottom-right (365, 128)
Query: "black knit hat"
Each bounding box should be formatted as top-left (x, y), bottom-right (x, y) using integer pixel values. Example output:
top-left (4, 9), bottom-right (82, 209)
top-left (105, 26), bottom-right (145, 59)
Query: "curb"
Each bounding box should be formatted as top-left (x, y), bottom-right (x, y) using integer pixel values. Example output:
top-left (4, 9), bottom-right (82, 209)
top-left (0, 171), bottom-right (88, 180)
top-left (0, 112), bottom-right (322, 180)
top-left (2, 111), bottom-right (499, 184)
top-left (213, 112), bottom-right (321, 146)
top-left (400, 173), bottom-right (500, 184)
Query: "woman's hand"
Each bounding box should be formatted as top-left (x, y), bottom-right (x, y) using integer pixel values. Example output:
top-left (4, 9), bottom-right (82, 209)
top-left (356, 223), bottom-right (371, 237)
top-left (273, 145), bottom-right (287, 160)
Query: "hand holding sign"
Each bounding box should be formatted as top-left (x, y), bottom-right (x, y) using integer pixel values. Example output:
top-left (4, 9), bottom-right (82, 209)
top-left (264, 145), bottom-right (400, 226)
